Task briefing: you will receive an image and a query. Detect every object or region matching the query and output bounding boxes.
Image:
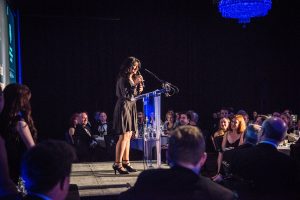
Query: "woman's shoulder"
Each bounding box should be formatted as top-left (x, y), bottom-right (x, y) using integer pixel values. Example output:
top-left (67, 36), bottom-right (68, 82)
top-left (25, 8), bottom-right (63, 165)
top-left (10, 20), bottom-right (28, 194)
top-left (214, 130), bottom-right (224, 138)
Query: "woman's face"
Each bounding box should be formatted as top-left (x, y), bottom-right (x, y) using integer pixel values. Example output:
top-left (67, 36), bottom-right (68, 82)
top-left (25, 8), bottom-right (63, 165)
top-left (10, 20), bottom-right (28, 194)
top-left (129, 62), bottom-right (139, 75)
top-left (220, 118), bottom-right (229, 130)
top-left (230, 118), bottom-right (239, 130)
top-left (166, 114), bottom-right (173, 123)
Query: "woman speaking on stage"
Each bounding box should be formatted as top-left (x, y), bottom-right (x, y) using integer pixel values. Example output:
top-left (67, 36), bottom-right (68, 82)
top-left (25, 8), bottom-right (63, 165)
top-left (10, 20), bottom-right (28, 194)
top-left (113, 56), bottom-right (143, 174)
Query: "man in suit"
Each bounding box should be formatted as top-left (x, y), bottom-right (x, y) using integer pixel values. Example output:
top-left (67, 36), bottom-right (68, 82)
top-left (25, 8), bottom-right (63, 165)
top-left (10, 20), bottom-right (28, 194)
top-left (229, 117), bottom-right (298, 199)
top-left (21, 140), bottom-right (76, 200)
top-left (74, 112), bottom-right (94, 162)
top-left (119, 125), bottom-right (237, 200)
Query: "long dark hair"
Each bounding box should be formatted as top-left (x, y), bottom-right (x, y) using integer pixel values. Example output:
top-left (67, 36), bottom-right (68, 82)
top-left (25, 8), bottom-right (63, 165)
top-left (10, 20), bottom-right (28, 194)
top-left (118, 56), bottom-right (141, 79)
top-left (0, 83), bottom-right (37, 141)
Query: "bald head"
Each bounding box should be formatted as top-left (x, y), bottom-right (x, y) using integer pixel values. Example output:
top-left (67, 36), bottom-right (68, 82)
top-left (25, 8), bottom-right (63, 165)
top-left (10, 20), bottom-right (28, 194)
top-left (261, 117), bottom-right (287, 143)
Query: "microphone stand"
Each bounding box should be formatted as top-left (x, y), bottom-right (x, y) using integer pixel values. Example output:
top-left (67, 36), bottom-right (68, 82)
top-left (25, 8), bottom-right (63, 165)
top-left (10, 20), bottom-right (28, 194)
top-left (144, 68), bottom-right (179, 96)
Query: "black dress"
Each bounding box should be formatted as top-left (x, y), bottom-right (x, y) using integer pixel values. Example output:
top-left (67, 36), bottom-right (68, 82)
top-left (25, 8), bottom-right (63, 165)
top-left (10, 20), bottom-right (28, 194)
top-left (113, 76), bottom-right (138, 135)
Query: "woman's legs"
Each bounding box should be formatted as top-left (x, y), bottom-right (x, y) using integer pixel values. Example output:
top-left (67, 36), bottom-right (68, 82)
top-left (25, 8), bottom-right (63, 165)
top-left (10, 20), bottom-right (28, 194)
top-left (123, 131), bottom-right (132, 162)
top-left (115, 132), bottom-right (132, 166)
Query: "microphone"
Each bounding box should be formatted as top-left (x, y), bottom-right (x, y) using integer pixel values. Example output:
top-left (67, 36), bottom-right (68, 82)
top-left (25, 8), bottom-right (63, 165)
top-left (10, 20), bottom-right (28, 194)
top-left (136, 70), bottom-right (145, 89)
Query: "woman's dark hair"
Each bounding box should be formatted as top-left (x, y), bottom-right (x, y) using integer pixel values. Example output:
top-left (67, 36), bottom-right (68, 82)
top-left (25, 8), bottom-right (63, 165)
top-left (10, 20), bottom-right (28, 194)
top-left (0, 83), bottom-right (37, 140)
top-left (118, 56), bottom-right (141, 78)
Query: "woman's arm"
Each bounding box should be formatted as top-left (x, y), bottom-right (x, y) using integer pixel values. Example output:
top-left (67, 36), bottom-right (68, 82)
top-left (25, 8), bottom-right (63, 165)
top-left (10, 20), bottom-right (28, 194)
top-left (68, 127), bottom-right (75, 144)
top-left (239, 132), bottom-right (245, 145)
top-left (221, 132), bottom-right (228, 152)
top-left (17, 121), bottom-right (35, 149)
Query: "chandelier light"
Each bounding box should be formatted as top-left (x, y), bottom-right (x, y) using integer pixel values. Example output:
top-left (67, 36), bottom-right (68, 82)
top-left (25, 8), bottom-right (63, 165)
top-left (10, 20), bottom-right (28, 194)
top-left (218, 0), bottom-right (272, 25)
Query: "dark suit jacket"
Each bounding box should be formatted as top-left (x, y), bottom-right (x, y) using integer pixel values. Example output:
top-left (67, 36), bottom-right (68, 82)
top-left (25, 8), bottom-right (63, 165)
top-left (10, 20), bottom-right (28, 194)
top-left (119, 166), bottom-right (237, 200)
top-left (221, 143), bottom-right (254, 176)
top-left (92, 121), bottom-right (113, 136)
top-left (229, 143), bottom-right (298, 199)
top-left (74, 124), bottom-right (93, 162)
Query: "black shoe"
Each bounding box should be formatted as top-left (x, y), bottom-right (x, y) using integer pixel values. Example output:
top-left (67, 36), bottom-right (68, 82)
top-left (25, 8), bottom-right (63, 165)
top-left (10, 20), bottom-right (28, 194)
top-left (112, 163), bottom-right (129, 175)
top-left (122, 162), bottom-right (138, 172)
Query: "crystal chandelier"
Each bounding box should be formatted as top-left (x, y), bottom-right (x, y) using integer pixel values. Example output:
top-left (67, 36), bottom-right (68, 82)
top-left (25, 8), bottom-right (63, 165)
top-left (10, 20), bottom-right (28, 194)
top-left (218, 0), bottom-right (272, 24)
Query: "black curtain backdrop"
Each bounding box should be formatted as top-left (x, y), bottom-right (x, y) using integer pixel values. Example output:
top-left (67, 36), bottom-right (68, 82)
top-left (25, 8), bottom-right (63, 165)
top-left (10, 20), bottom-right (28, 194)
top-left (15, 0), bottom-right (299, 140)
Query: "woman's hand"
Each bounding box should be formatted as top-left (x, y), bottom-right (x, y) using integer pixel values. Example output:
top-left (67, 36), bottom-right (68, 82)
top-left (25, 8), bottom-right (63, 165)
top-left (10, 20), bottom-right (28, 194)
top-left (138, 84), bottom-right (143, 93)
top-left (133, 75), bottom-right (143, 85)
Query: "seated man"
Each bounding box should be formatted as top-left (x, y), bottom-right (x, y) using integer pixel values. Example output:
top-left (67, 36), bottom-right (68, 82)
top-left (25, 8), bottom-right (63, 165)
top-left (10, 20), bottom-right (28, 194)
top-left (178, 112), bottom-right (191, 126)
top-left (119, 125), bottom-right (237, 200)
top-left (74, 112), bottom-right (94, 162)
top-left (21, 140), bottom-right (76, 200)
top-left (229, 117), bottom-right (298, 199)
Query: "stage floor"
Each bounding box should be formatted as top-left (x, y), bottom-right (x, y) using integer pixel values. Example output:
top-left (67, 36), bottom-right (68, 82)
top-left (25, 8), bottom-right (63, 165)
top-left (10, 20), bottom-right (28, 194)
top-left (70, 161), bottom-right (170, 199)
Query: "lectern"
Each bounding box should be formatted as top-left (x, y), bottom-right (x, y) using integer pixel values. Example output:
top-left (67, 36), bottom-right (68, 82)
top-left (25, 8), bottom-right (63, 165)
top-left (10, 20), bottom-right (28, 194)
top-left (135, 89), bottom-right (166, 168)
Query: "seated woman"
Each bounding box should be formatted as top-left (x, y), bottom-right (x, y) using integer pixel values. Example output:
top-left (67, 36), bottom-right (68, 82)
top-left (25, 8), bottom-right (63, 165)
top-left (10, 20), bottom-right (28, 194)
top-left (163, 110), bottom-right (176, 135)
top-left (280, 112), bottom-right (294, 134)
top-left (212, 114), bottom-right (246, 181)
top-left (66, 113), bottom-right (80, 145)
top-left (213, 117), bottom-right (230, 151)
top-left (211, 117), bottom-right (230, 178)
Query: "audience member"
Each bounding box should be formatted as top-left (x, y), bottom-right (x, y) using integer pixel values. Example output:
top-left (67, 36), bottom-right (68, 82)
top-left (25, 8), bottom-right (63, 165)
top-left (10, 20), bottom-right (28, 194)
top-left (211, 117), bottom-right (230, 176)
top-left (92, 111), bottom-right (112, 148)
top-left (187, 110), bottom-right (199, 126)
top-left (119, 126), bottom-right (238, 200)
top-left (212, 115), bottom-right (246, 181)
top-left (229, 117), bottom-right (298, 199)
top-left (163, 110), bottom-right (176, 135)
top-left (178, 112), bottom-right (190, 126)
top-left (74, 112), bottom-right (94, 162)
top-left (0, 83), bottom-right (37, 183)
top-left (21, 140), bottom-right (76, 200)
top-left (222, 115), bottom-right (246, 151)
top-left (65, 113), bottom-right (80, 145)
top-left (212, 117), bottom-right (230, 151)
top-left (214, 124), bottom-right (261, 183)
top-left (254, 115), bottom-right (269, 126)
top-left (280, 112), bottom-right (293, 133)
top-left (251, 111), bottom-right (258, 123)
top-left (272, 112), bottom-right (281, 117)
top-left (220, 108), bottom-right (229, 118)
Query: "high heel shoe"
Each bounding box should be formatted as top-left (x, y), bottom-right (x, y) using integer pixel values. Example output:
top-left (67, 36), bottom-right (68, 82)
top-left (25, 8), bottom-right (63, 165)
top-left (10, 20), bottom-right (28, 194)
top-left (112, 163), bottom-right (129, 175)
top-left (122, 161), bottom-right (138, 172)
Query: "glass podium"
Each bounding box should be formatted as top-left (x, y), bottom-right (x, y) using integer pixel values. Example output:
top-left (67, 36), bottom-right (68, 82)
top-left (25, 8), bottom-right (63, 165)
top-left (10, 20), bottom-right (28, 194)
top-left (135, 89), bottom-right (166, 168)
